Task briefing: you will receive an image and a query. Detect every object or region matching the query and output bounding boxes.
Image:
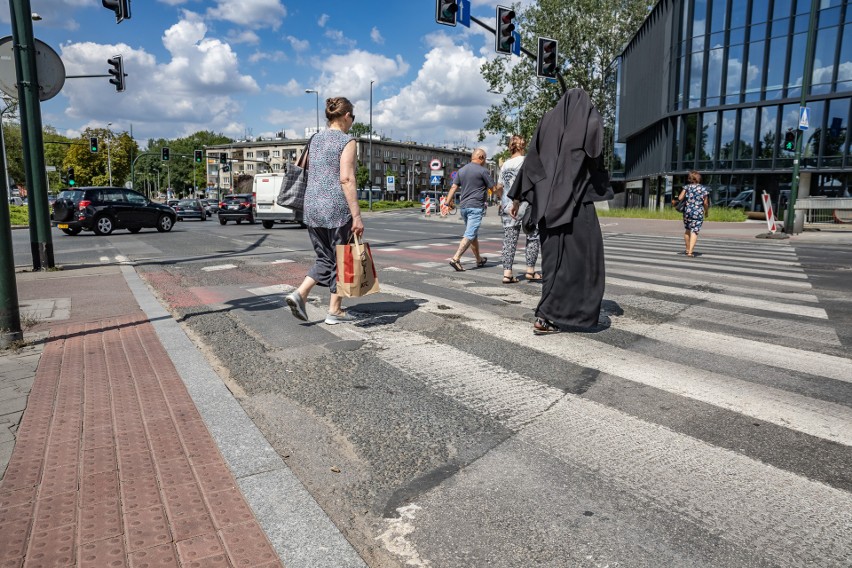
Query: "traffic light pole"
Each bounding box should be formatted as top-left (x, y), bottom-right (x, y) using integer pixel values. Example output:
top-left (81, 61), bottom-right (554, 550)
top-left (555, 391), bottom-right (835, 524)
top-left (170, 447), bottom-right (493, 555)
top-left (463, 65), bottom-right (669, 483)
top-left (0, 117), bottom-right (22, 348)
top-left (785, 0), bottom-right (819, 234)
top-left (469, 14), bottom-right (567, 94)
top-left (10, 0), bottom-right (55, 270)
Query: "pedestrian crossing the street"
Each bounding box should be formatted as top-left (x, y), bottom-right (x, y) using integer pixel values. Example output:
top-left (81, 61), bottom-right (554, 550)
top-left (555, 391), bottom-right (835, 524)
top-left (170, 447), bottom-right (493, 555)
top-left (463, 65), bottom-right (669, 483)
top-left (245, 231), bottom-right (851, 565)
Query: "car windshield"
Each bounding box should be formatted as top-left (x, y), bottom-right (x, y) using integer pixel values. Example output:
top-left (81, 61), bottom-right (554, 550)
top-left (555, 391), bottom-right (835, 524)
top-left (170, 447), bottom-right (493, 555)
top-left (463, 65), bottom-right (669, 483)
top-left (178, 199), bottom-right (197, 206)
top-left (223, 195), bottom-right (249, 202)
top-left (58, 190), bottom-right (83, 200)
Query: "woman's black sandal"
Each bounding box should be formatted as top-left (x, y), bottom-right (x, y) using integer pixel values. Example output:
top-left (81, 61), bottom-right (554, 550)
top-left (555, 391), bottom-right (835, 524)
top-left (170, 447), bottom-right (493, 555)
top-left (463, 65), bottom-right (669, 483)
top-left (477, 257), bottom-right (488, 267)
top-left (533, 317), bottom-right (561, 335)
top-left (525, 272), bottom-right (543, 282)
top-left (502, 275), bottom-right (520, 284)
top-left (449, 258), bottom-right (465, 272)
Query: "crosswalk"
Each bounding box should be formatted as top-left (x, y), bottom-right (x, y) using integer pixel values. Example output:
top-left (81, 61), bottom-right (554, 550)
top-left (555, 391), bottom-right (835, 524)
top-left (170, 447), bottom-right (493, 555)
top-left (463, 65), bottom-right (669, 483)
top-left (236, 231), bottom-right (852, 565)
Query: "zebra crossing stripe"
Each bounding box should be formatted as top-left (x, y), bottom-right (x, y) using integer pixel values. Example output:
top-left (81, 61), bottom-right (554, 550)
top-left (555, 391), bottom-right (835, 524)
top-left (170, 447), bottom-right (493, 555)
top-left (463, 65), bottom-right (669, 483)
top-left (606, 277), bottom-right (828, 319)
top-left (604, 252), bottom-right (809, 280)
top-left (604, 244), bottom-right (803, 268)
top-left (377, 284), bottom-right (852, 446)
top-left (605, 235), bottom-right (800, 258)
top-left (606, 259), bottom-right (813, 290)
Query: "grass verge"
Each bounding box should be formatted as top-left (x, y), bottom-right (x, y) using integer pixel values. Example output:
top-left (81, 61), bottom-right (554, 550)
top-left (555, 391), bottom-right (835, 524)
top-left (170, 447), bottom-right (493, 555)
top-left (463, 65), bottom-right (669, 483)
top-left (9, 205), bottom-right (29, 225)
top-left (597, 206), bottom-right (747, 222)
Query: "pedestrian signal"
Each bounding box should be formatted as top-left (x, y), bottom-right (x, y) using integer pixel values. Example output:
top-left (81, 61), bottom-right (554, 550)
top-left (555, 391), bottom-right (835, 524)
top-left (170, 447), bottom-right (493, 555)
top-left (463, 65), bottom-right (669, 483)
top-left (537, 38), bottom-right (558, 79)
top-left (496, 6), bottom-right (516, 55)
top-left (90, 137), bottom-right (98, 153)
top-left (161, 147), bottom-right (170, 161)
top-left (219, 153), bottom-right (227, 165)
top-left (784, 129), bottom-right (796, 152)
top-left (436, 0), bottom-right (458, 26)
top-left (194, 150), bottom-right (203, 163)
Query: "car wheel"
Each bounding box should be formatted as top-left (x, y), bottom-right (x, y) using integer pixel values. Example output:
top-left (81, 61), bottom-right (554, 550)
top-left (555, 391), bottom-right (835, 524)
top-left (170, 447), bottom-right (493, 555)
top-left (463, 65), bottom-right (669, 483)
top-left (219, 217), bottom-right (227, 225)
top-left (236, 219), bottom-right (242, 224)
top-left (128, 227), bottom-right (142, 234)
top-left (156, 215), bottom-right (174, 232)
top-left (93, 215), bottom-right (115, 235)
top-left (61, 227), bottom-right (81, 236)
top-left (248, 216), bottom-right (255, 225)
top-left (262, 220), bottom-right (274, 229)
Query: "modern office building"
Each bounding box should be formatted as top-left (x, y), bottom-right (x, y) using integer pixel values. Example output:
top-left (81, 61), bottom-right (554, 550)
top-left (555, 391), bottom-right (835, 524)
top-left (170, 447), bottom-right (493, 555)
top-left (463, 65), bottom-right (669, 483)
top-left (611, 0), bottom-right (851, 210)
top-left (204, 137), bottom-right (481, 200)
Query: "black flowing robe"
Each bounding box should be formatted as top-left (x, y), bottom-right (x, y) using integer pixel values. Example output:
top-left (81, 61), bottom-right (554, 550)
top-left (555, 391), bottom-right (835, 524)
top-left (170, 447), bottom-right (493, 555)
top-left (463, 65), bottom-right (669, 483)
top-left (508, 88), bottom-right (613, 329)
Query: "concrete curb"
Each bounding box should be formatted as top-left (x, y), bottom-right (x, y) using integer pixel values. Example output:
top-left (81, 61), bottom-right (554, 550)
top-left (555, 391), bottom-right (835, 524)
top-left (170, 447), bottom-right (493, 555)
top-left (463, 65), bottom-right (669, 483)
top-left (120, 265), bottom-right (367, 568)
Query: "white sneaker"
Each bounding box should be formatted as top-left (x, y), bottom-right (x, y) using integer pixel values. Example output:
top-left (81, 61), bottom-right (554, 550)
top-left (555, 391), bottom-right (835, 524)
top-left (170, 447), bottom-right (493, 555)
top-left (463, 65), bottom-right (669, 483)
top-left (324, 311), bottom-right (357, 325)
top-left (285, 291), bottom-right (308, 321)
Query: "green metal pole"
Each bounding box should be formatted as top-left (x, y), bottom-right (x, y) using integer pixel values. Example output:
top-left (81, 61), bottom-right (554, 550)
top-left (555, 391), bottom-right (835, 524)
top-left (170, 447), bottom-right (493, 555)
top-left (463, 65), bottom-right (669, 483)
top-left (785, 0), bottom-right (819, 234)
top-left (0, 111), bottom-right (22, 347)
top-left (10, 0), bottom-right (54, 269)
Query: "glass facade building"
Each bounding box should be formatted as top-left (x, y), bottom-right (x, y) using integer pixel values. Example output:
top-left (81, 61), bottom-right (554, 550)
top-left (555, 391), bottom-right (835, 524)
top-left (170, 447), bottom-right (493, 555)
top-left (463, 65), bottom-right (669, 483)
top-left (613, 0), bottom-right (851, 209)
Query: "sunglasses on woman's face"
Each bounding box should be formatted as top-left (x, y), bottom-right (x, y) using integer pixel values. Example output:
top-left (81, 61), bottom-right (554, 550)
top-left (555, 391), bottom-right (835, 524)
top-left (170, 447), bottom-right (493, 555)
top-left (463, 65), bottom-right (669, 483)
top-left (350, 113), bottom-right (355, 121)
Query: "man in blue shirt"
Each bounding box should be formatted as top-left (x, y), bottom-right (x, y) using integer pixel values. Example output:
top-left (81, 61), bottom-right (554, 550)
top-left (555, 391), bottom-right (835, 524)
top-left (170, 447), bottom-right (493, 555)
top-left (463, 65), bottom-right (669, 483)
top-left (445, 148), bottom-right (496, 271)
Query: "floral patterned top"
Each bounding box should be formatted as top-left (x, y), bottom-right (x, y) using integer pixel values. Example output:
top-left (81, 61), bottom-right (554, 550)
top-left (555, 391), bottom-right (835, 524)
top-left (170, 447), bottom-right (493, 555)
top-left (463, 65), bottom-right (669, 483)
top-left (682, 183), bottom-right (709, 219)
top-left (304, 129), bottom-right (354, 228)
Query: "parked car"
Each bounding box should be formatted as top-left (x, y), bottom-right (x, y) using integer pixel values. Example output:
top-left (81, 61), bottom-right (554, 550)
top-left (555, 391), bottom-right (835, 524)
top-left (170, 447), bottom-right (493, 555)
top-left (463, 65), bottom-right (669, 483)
top-left (728, 189), bottom-right (756, 210)
top-left (201, 199), bottom-right (219, 217)
top-left (252, 174), bottom-right (305, 229)
top-left (52, 187), bottom-right (176, 235)
top-left (8, 196), bottom-right (23, 206)
top-left (217, 193), bottom-right (255, 224)
top-left (173, 198), bottom-right (206, 221)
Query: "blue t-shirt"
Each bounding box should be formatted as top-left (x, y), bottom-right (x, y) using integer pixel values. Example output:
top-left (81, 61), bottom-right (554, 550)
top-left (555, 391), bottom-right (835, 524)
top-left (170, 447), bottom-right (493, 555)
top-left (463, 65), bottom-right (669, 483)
top-left (456, 162), bottom-right (494, 209)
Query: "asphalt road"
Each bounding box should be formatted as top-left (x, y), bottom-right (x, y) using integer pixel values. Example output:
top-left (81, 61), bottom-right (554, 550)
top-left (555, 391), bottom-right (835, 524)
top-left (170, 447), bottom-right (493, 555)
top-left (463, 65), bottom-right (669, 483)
top-left (10, 210), bottom-right (852, 567)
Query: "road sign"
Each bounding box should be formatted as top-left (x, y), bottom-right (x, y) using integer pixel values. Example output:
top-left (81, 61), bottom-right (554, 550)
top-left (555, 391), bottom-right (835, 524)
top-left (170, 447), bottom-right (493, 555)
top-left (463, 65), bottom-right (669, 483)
top-left (799, 106), bottom-right (810, 130)
top-left (430, 175), bottom-right (442, 185)
top-left (761, 191), bottom-right (777, 233)
top-left (430, 159), bottom-right (442, 170)
top-left (458, 0), bottom-right (471, 28)
top-left (387, 176), bottom-right (395, 192)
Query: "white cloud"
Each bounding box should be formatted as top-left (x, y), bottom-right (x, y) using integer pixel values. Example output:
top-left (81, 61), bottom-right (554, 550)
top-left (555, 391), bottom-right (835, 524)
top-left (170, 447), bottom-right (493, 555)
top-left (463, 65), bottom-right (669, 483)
top-left (249, 50), bottom-right (287, 64)
top-left (324, 29), bottom-right (356, 49)
top-left (55, 16), bottom-right (259, 141)
top-left (227, 30), bottom-right (260, 45)
top-left (287, 36), bottom-right (309, 52)
top-left (316, 50), bottom-right (409, 102)
top-left (206, 0), bottom-right (286, 30)
top-left (370, 27), bottom-right (384, 45)
top-left (317, 13), bottom-right (329, 27)
top-left (267, 79), bottom-right (303, 96)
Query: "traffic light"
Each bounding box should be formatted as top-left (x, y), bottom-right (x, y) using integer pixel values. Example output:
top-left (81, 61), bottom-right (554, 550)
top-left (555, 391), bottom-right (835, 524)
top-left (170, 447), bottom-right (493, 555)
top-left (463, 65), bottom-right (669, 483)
top-left (435, 0), bottom-right (458, 26)
top-left (496, 6), bottom-right (516, 55)
top-left (90, 137), bottom-right (98, 153)
top-left (537, 37), bottom-right (558, 79)
top-left (784, 129), bottom-right (796, 151)
top-left (194, 150), bottom-right (203, 163)
top-left (221, 165), bottom-right (230, 173)
top-left (107, 55), bottom-right (125, 92)
top-left (162, 147), bottom-right (170, 161)
top-left (102, 0), bottom-right (131, 24)
top-left (219, 153), bottom-right (227, 165)
top-left (67, 167), bottom-right (76, 187)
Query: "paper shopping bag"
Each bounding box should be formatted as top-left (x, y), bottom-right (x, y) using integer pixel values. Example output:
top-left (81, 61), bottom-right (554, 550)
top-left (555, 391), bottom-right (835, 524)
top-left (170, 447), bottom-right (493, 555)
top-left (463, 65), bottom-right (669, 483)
top-left (336, 234), bottom-right (380, 298)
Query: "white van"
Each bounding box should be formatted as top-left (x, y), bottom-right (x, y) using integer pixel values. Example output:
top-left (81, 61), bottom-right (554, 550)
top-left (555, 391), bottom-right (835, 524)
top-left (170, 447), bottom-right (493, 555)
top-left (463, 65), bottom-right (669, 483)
top-left (252, 173), bottom-right (305, 229)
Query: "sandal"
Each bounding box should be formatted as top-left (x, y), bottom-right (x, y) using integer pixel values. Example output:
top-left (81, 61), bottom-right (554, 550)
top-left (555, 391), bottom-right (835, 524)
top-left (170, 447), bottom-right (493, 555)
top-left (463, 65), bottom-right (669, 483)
top-left (533, 317), bottom-right (561, 335)
top-left (525, 272), bottom-right (543, 282)
top-left (502, 275), bottom-right (520, 284)
top-left (477, 257), bottom-right (488, 268)
top-left (449, 258), bottom-right (465, 272)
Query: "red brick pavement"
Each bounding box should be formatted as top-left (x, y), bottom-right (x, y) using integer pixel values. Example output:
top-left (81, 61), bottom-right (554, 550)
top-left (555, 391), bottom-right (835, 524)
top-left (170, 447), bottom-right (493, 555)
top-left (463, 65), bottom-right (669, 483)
top-left (0, 314), bottom-right (282, 568)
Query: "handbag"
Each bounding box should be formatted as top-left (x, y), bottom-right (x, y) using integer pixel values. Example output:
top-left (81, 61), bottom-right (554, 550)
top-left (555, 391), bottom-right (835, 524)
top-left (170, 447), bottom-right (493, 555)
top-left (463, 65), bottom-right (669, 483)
top-left (336, 234), bottom-right (380, 298)
top-left (277, 137), bottom-right (312, 211)
top-left (674, 198), bottom-right (686, 213)
top-left (520, 200), bottom-right (536, 236)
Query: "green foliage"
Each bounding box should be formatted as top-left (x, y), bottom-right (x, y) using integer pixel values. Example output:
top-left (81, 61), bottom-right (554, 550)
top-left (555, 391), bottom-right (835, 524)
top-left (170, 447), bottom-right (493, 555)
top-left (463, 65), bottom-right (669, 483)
top-left (357, 200), bottom-right (418, 211)
top-left (142, 131), bottom-right (232, 196)
top-left (2, 122), bottom-right (25, 187)
top-left (62, 128), bottom-right (138, 188)
top-left (479, 0), bottom-right (653, 151)
top-left (356, 162), bottom-right (369, 189)
top-left (8, 205), bottom-right (29, 225)
top-left (596, 206), bottom-right (748, 222)
top-left (350, 122), bottom-right (371, 139)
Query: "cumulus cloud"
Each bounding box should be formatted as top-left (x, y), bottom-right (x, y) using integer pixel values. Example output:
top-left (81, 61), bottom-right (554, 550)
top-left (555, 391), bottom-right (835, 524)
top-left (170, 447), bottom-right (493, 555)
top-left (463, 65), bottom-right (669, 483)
top-left (55, 16), bottom-right (259, 140)
top-left (249, 50), bottom-right (287, 64)
top-left (227, 30), bottom-right (260, 45)
top-left (287, 36), bottom-right (309, 52)
top-left (371, 27), bottom-right (384, 45)
top-left (267, 79), bottom-right (303, 96)
top-left (206, 0), bottom-right (286, 30)
top-left (324, 29), bottom-right (356, 49)
top-left (316, 50), bottom-right (409, 102)
top-left (317, 13), bottom-right (329, 27)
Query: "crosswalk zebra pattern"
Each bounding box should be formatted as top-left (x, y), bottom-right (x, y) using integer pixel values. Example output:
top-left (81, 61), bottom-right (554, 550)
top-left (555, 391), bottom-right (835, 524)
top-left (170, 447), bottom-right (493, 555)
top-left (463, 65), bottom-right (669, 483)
top-left (252, 232), bottom-right (851, 566)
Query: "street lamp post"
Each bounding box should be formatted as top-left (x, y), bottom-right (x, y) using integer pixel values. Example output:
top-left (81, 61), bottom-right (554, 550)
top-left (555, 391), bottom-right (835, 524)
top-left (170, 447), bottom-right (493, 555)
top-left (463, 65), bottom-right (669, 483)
top-left (106, 122), bottom-right (113, 186)
top-left (305, 89), bottom-right (319, 133)
top-left (369, 80), bottom-right (374, 211)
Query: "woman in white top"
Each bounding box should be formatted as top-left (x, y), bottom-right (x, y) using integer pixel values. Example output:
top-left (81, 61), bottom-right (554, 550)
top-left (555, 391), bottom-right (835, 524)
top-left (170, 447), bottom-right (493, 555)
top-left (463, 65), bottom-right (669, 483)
top-left (496, 135), bottom-right (541, 284)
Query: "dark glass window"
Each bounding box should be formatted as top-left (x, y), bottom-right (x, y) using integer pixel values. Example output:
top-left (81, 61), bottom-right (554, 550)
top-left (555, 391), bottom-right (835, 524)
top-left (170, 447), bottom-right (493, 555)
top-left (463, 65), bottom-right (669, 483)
top-left (778, 103), bottom-right (801, 167)
top-left (726, 44), bottom-right (744, 101)
top-left (700, 112), bottom-right (718, 168)
top-left (737, 108), bottom-right (757, 168)
top-left (684, 114), bottom-right (698, 164)
top-left (811, 25), bottom-right (839, 95)
top-left (838, 23), bottom-right (852, 92)
top-left (707, 45), bottom-right (724, 106)
top-left (689, 51), bottom-right (704, 106)
top-left (823, 98), bottom-right (848, 167)
top-left (756, 106), bottom-right (778, 167)
top-left (752, 0), bottom-right (769, 25)
top-left (750, 23), bottom-right (767, 41)
top-left (718, 110), bottom-right (736, 168)
top-left (745, 40), bottom-right (765, 102)
top-left (801, 101), bottom-right (824, 166)
top-left (694, 0), bottom-right (708, 35)
top-left (787, 32), bottom-right (808, 98)
top-left (731, 1), bottom-right (747, 32)
top-left (774, 0), bottom-right (792, 19)
top-left (671, 117), bottom-right (680, 169)
top-left (765, 36), bottom-right (788, 99)
top-left (794, 13), bottom-right (810, 34)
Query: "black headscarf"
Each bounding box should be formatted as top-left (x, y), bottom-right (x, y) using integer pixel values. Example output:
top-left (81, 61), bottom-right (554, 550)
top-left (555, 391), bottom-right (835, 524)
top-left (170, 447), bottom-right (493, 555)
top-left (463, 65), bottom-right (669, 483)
top-left (508, 88), bottom-right (612, 229)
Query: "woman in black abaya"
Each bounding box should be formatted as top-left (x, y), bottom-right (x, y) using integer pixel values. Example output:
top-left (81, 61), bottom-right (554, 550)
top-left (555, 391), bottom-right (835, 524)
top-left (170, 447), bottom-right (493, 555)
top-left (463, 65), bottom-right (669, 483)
top-left (508, 88), bottom-right (613, 334)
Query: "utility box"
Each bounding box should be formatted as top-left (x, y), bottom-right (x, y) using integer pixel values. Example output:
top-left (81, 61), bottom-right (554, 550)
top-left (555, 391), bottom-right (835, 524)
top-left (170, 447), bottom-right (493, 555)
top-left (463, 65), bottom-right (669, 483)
top-left (252, 173), bottom-right (305, 229)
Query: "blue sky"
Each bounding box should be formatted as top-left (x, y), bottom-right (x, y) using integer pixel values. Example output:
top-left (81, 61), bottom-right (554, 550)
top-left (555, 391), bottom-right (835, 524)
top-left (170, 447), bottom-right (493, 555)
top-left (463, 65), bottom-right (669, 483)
top-left (1, 0), bottom-right (531, 154)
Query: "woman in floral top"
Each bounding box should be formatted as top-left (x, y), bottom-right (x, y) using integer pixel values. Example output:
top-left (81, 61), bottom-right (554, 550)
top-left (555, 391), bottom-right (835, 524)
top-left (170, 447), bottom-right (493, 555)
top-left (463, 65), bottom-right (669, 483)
top-left (675, 170), bottom-right (709, 257)
top-left (285, 97), bottom-right (364, 325)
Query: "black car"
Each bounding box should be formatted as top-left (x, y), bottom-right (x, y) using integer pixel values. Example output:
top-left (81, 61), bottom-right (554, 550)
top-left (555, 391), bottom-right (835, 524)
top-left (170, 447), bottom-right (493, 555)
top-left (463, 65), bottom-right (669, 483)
top-left (217, 194), bottom-right (255, 225)
top-left (173, 198), bottom-right (206, 221)
top-left (52, 187), bottom-right (176, 236)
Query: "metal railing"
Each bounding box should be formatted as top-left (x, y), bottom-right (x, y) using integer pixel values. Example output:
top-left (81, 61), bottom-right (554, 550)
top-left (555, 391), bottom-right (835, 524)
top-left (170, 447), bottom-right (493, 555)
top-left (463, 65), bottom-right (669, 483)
top-left (794, 197), bottom-right (852, 227)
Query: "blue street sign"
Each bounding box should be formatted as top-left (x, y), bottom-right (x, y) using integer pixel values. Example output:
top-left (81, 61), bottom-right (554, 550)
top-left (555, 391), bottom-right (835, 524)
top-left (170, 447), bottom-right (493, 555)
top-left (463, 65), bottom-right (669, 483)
top-left (511, 30), bottom-right (521, 56)
top-left (458, 0), bottom-right (471, 28)
top-left (799, 106), bottom-right (810, 130)
top-left (430, 175), bottom-right (442, 185)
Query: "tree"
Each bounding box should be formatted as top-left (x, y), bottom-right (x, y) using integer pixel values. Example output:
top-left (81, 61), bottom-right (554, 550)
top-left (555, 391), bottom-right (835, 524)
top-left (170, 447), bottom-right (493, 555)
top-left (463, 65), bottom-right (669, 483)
top-left (350, 121), bottom-right (371, 139)
top-left (63, 129), bottom-right (138, 188)
top-left (479, 0), bottom-right (653, 151)
top-left (356, 162), bottom-right (369, 189)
